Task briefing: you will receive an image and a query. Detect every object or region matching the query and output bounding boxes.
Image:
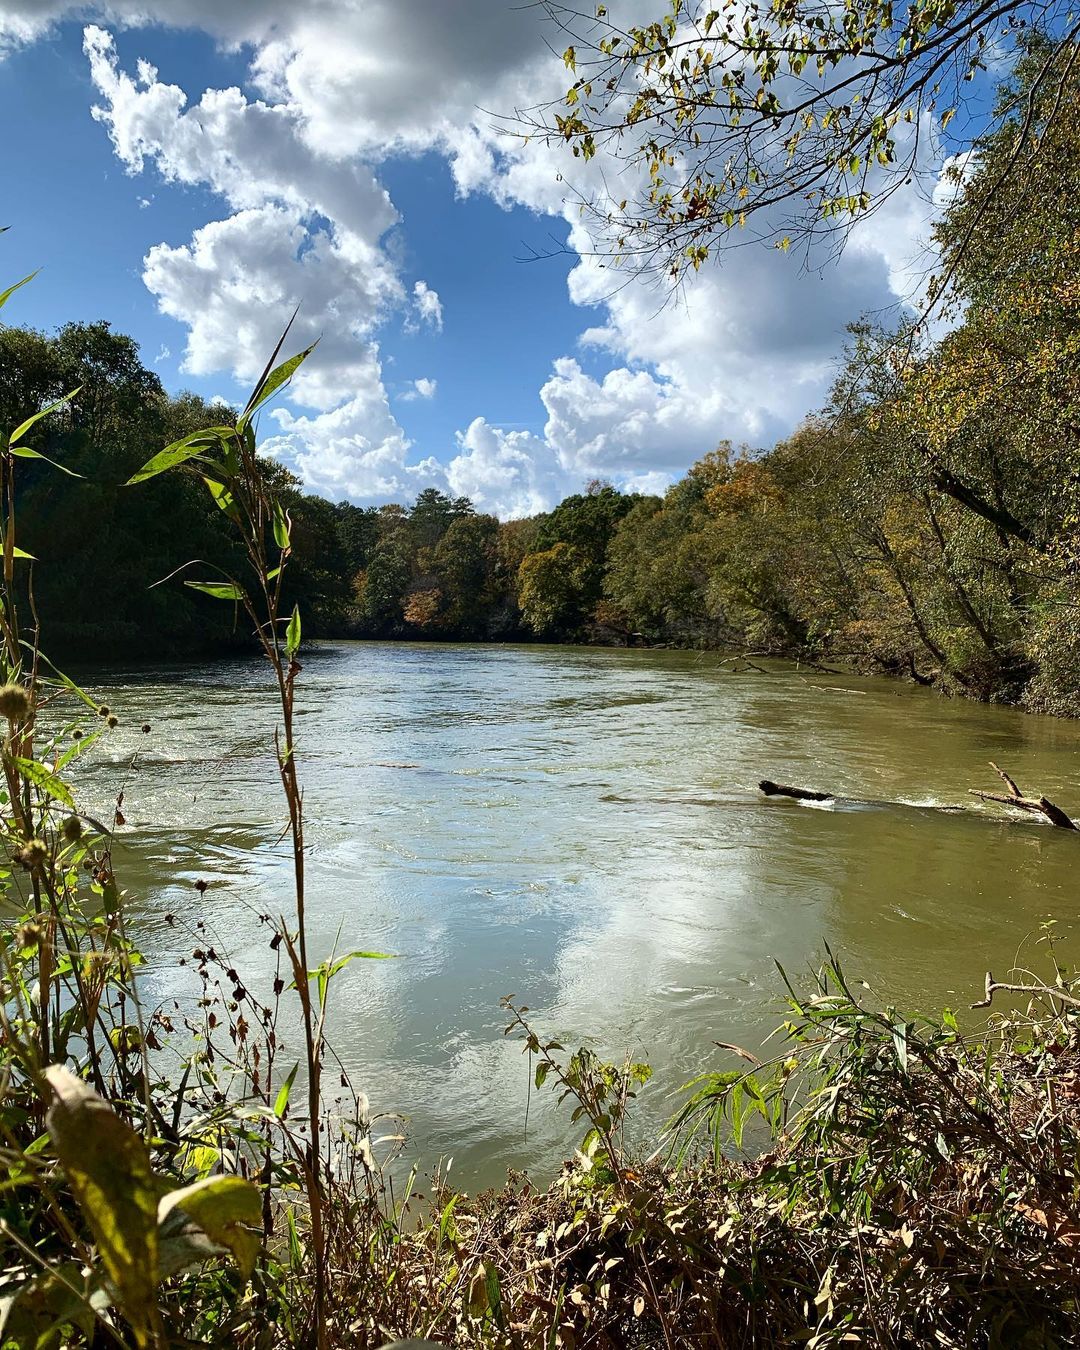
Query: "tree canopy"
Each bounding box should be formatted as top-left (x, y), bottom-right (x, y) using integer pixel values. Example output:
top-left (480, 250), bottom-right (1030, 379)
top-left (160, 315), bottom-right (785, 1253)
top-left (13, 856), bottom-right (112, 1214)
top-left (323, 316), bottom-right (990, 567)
top-left (530, 0), bottom-right (1079, 284)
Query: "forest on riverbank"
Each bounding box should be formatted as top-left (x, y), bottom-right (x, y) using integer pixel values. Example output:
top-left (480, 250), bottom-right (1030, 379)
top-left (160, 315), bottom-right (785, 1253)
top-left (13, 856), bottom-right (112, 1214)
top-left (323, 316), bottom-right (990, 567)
top-left (4, 38), bottom-right (1080, 714)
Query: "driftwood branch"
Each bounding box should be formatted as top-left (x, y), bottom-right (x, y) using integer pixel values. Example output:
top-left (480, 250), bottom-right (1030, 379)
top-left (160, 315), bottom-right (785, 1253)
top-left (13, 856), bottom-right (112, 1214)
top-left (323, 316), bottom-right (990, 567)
top-left (971, 970), bottom-right (1080, 1010)
top-left (990, 761), bottom-right (1023, 799)
top-left (969, 762), bottom-right (1076, 830)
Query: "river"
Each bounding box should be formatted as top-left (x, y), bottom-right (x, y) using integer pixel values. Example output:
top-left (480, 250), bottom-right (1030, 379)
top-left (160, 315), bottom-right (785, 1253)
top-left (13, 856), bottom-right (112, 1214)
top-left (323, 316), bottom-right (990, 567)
top-left (72, 640), bottom-right (1080, 1188)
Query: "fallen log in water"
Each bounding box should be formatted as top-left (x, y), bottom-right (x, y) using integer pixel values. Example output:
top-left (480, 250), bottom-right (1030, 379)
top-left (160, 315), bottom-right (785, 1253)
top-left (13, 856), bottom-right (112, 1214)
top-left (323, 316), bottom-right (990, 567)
top-left (968, 761), bottom-right (1077, 830)
top-left (758, 780), bottom-right (834, 802)
top-left (760, 761), bottom-right (1077, 829)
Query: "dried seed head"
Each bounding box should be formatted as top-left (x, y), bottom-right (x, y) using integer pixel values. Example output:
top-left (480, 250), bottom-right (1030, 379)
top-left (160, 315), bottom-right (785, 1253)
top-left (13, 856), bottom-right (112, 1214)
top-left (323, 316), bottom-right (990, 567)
top-left (61, 816), bottom-right (83, 843)
top-left (106, 715), bottom-right (119, 729)
top-left (15, 921), bottom-right (41, 949)
top-left (0, 683), bottom-right (31, 722)
top-left (17, 838), bottom-right (49, 871)
top-left (97, 705), bottom-right (110, 718)
top-left (72, 729), bottom-right (84, 741)
top-left (141, 723), bottom-right (151, 734)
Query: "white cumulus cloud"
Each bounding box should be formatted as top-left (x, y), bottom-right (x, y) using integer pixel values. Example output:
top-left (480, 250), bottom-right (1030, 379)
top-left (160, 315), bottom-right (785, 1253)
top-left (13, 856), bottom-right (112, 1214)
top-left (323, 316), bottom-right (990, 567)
top-left (0, 4), bottom-right (969, 514)
top-left (409, 281), bottom-right (443, 334)
top-left (401, 377), bottom-right (438, 402)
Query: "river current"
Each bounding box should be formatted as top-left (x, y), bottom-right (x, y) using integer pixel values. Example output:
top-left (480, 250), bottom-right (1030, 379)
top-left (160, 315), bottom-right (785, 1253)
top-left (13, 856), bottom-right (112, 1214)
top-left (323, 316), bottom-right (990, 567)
top-left (72, 641), bottom-right (1080, 1185)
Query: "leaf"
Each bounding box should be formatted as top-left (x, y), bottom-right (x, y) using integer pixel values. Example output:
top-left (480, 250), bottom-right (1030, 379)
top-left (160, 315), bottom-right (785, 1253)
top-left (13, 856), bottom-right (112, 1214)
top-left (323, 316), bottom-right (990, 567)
top-left (57, 728), bottom-right (104, 770)
top-left (43, 1066), bottom-right (160, 1348)
top-left (274, 1062), bottom-right (299, 1119)
top-left (465, 1264), bottom-right (491, 1318)
top-left (286, 605), bottom-right (301, 657)
top-left (125, 428), bottom-right (233, 486)
top-left (8, 388), bottom-right (82, 448)
top-left (203, 477), bottom-right (238, 518)
top-left (184, 580), bottom-right (246, 602)
top-left (11, 546), bottom-right (35, 560)
top-left (11, 756), bottom-right (75, 810)
top-left (0, 271), bottom-right (38, 312)
top-left (157, 1175), bottom-right (262, 1279)
top-left (0, 1265), bottom-right (100, 1348)
top-left (286, 1206), bottom-right (303, 1271)
top-left (273, 503), bottom-right (291, 550)
top-left (237, 341), bottom-right (318, 432)
top-left (309, 950), bottom-right (394, 982)
top-left (891, 1019), bottom-right (909, 1073)
top-left (9, 445), bottom-right (83, 478)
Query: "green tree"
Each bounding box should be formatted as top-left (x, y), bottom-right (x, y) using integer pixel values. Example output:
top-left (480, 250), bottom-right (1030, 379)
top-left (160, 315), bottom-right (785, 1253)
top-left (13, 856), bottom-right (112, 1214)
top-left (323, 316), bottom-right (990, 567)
top-left (409, 487), bottom-right (473, 551)
top-left (518, 541), bottom-right (590, 637)
top-left (357, 538), bottom-right (411, 634)
top-left (433, 513), bottom-right (499, 636)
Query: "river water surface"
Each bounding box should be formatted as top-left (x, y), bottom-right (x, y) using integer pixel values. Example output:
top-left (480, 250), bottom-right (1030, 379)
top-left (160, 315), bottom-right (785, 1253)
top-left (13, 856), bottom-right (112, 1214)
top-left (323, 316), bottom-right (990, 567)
top-left (73, 641), bottom-right (1080, 1186)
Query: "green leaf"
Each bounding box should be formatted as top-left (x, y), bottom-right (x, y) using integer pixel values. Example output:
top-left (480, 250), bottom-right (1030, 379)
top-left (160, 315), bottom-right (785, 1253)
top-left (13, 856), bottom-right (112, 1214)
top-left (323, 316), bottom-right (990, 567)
top-left (299, 949), bottom-right (394, 999)
top-left (0, 271), bottom-right (38, 312)
top-left (49, 666), bottom-right (101, 714)
top-left (285, 604), bottom-right (301, 657)
top-left (11, 546), bottom-right (35, 560)
top-left (237, 341), bottom-right (318, 432)
top-left (286, 1206), bottom-right (303, 1271)
top-left (43, 1067), bottom-right (160, 1348)
top-left (9, 388), bottom-right (82, 448)
top-left (274, 1062), bottom-right (299, 1119)
top-left (11, 757), bottom-right (75, 810)
top-left (273, 503), bottom-right (291, 550)
top-left (57, 728), bottom-right (104, 770)
top-left (203, 477), bottom-right (238, 517)
top-left (157, 1175), bottom-right (262, 1279)
top-left (184, 580), bottom-right (246, 602)
top-left (9, 445), bottom-right (83, 478)
top-left (125, 428), bottom-right (234, 486)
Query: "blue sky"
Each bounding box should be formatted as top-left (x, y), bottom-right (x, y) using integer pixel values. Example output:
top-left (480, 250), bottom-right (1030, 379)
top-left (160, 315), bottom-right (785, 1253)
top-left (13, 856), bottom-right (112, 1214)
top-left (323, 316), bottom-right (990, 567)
top-left (0, 1), bottom-right (986, 515)
top-left (1, 24), bottom-right (589, 454)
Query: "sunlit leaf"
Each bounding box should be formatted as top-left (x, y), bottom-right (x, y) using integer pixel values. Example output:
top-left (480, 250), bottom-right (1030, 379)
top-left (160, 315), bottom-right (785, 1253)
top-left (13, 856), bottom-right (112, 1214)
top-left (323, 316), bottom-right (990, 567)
top-left (43, 1066), bottom-right (160, 1348)
top-left (184, 581), bottom-right (246, 602)
top-left (237, 341), bottom-right (318, 432)
top-left (274, 1062), bottom-right (299, 1119)
top-left (157, 1174), bottom-right (262, 1278)
top-left (9, 387), bottom-right (82, 448)
top-left (11, 757), bottom-right (75, 810)
top-left (9, 445), bottom-right (83, 478)
top-left (286, 605), bottom-right (301, 657)
top-left (273, 503), bottom-right (291, 550)
top-left (0, 271), bottom-right (38, 312)
top-left (125, 428), bottom-right (234, 486)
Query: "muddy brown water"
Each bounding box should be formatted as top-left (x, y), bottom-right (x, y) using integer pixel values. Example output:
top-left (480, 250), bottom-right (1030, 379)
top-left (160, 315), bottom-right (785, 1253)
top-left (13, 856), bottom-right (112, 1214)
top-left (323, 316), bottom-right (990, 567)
top-left (72, 640), bottom-right (1080, 1186)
